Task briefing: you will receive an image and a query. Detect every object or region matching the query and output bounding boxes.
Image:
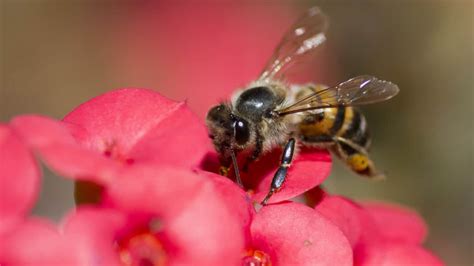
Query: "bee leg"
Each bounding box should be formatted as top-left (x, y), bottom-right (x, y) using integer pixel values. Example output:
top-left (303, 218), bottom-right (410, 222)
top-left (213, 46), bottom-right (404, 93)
top-left (219, 155), bottom-right (244, 188)
top-left (261, 138), bottom-right (296, 205)
top-left (332, 139), bottom-right (350, 162)
top-left (333, 136), bottom-right (369, 155)
top-left (333, 136), bottom-right (384, 179)
top-left (242, 130), bottom-right (263, 172)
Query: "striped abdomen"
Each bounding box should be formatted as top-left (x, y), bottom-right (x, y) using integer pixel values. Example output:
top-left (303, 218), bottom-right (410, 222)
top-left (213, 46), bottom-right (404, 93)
top-left (295, 84), bottom-right (369, 148)
top-left (298, 105), bottom-right (370, 151)
top-left (295, 84), bottom-right (379, 178)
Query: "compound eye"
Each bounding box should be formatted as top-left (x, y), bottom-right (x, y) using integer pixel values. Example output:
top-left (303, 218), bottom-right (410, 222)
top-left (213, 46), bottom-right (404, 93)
top-left (233, 119), bottom-right (250, 146)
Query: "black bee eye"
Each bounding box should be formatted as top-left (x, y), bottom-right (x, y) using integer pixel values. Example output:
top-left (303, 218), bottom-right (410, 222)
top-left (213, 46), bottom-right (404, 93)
top-left (233, 119), bottom-right (250, 145)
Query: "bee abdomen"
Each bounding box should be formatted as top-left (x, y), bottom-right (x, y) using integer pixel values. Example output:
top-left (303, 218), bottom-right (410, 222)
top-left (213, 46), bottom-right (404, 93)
top-left (329, 107), bottom-right (346, 135)
top-left (338, 109), bottom-right (371, 154)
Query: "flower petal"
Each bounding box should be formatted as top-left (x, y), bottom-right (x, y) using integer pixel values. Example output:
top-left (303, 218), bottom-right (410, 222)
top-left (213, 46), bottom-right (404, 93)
top-left (10, 115), bottom-right (121, 184)
top-left (104, 166), bottom-right (205, 219)
top-left (0, 125), bottom-right (40, 234)
top-left (63, 88), bottom-right (177, 152)
top-left (251, 202), bottom-right (352, 266)
top-left (197, 170), bottom-right (255, 245)
top-left (37, 144), bottom-right (121, 184)
top-left (361, 201), bottom-right (427, 244)
top-left (165, 179), bottom-right (245, 266)
top-left (63, 88), bottom-right (211, 169)
top-left (356, 241), bottom-right (444, 266)
top-left (10, 115), bottom-right (77, 147)
top-left (251, 150), bottom-right (332, 204)
top-left (315, 195), bottom-right (364, 248)
top-left (0, 218), bottom-right (80, 266)
top-left (127, 104), bottom-right (212, 168)
top-left (61, 207), bottom-right (127, 265)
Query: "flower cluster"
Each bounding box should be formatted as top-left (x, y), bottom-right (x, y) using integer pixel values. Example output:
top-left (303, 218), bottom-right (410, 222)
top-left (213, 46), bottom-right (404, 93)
top-left (0, 89), bottom-right (442, 265)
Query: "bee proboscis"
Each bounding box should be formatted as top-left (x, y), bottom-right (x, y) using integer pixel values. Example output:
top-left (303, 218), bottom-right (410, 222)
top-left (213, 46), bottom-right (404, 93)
top-left (206, 7), bottom-right (399, 205)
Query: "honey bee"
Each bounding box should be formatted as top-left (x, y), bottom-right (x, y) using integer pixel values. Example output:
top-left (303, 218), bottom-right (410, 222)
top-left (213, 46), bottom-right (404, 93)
top-left (206, 7), bottom-right (399, 205)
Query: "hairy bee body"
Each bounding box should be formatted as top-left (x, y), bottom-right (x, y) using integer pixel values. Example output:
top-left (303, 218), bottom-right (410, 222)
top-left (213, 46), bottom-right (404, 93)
top-left (210, 83), bottom-right (379, 178)
top-left (230, 81), bottom-right (292, 153)
top-left (206, 7), bottom-right (398, 203)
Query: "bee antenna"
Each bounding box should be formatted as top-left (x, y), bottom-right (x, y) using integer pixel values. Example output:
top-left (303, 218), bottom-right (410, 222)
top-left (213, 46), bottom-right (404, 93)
top-left (230, 149), bottom-right (243, 188)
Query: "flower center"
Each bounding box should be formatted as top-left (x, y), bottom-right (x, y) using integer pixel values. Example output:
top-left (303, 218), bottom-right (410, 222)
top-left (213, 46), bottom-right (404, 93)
top-left (117, 230), bottom-right (167, 266)
top-left (103, 141), bottom-right (134, 165)
top-left (242, 249), bottom-right (272, 266)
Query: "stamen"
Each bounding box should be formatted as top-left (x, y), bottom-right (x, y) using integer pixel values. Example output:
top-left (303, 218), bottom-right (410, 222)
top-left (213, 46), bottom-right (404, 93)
top-left (102, 140), bottom-right (134, 165)
top-left (116, 224), bottom-right (167, 266)
top-left (242, 249), bottom-right (272, 266)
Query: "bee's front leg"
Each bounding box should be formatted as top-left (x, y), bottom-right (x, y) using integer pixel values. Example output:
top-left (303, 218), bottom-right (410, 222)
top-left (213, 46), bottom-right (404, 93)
top-left (261, 137), bottom-right (296, 205)
top-left (219, 155), bottom-right (244, 188)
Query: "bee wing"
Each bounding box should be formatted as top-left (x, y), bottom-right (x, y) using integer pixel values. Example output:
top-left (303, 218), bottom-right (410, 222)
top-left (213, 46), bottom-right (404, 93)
top-left (259, 7), bottom-right (329, 81)
top-left (277, 75), bottom-right (399, 116)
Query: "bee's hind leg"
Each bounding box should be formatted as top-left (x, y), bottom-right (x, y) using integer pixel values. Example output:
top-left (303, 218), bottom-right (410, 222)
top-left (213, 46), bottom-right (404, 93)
top-left (261, 138), bottom-right (296, 205)
top-left (332, 136), bottom-right (384, 179)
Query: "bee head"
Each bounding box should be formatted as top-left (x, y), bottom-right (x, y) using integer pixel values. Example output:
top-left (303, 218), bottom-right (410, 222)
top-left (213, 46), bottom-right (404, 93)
top-left (206, 104), bottom-right (251, 158)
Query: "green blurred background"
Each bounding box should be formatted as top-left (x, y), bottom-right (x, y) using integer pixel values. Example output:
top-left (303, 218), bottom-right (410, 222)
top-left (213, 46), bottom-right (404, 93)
top-left (1, 1), bottom-right (472, 265)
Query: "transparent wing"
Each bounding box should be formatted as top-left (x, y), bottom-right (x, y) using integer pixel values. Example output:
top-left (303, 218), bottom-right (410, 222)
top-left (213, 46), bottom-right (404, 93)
top-left (259, 7), bottom-right (329, 81)
top-left (277, 75), bottom-right (400, 116)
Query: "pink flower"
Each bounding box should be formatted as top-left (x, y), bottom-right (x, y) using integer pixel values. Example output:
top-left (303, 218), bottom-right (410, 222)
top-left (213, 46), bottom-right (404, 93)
top-left (0, 125), bottom-right (84, 265)
top-left (1, 88), bottom-right (443, 265)
top-left (9, 89), bottom-right (211, 185)
top-left (248, 202), bottom-right (352, 266)
top-left (199, 171), bottom-right (353, 266)
top-left (62, 88), bottom-right (210, 170)
top-left (10, 114), bottom-right (121, 185)
top-left (0, 125), bottom-right (40, 234)
top-left (315, 193), bottom-right (444, 266)
top-left (62, 167), bottom-right (247, 266)
top-left (0, 218), bottom-right (82, 265)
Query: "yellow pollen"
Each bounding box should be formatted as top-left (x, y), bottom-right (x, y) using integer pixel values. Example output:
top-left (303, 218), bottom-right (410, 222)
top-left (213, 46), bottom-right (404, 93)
top-left (219, 166), bottom-right (230, 176)
top-left (347, 154), bottom-right (369, 171)
top-left (117, 231), bottom-right (167, 266)
top-left (242, 249), bottom-right (272, 266)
